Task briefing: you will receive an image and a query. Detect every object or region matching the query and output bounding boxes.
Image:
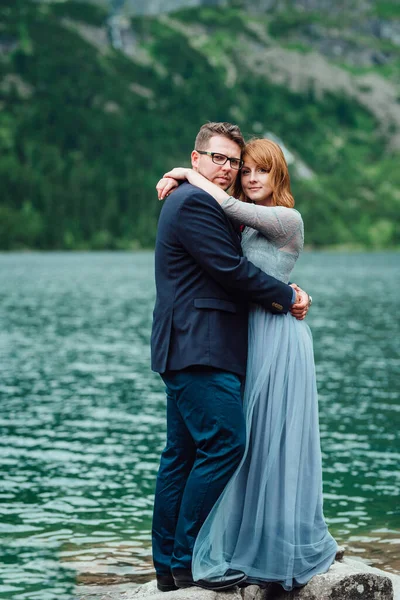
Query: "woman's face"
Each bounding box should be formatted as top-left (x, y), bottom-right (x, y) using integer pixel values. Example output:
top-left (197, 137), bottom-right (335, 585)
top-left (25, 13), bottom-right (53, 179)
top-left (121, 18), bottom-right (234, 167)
top-left (241, 158), bottom-right (273, 206)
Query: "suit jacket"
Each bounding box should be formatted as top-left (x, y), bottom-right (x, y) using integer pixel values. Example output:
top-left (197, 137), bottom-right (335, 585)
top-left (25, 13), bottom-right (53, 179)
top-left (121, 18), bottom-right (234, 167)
top-left (151, 183), bottom-right (293, 376)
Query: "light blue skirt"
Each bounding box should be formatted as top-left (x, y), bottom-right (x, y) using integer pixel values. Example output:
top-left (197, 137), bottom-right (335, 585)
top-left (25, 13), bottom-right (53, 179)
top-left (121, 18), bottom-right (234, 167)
top-left (192, 307), bottom-right (338, 590)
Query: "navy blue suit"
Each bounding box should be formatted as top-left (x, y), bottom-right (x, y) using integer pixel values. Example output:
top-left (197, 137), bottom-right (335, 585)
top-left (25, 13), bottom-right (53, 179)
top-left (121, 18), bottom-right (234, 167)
top-left (151, 182), bottom-right (293, 576)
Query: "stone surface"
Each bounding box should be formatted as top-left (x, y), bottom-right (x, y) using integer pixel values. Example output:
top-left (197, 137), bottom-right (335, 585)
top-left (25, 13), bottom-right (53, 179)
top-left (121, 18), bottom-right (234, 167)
top-left (242, 559), bottom-right (396, 600)
top-left (125, 580), bottom-right (242, 600)
top-left (334, 546), bottom-right (345, 562)
top-left (124, 559), bottom-right (400, 600)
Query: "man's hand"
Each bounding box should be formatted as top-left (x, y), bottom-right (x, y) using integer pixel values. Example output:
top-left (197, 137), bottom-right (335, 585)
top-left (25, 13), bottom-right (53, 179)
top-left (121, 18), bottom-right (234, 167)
top-left (289, 283), bottom-right (310, 320)
top-left (156, 177), bottom-right (179, 200)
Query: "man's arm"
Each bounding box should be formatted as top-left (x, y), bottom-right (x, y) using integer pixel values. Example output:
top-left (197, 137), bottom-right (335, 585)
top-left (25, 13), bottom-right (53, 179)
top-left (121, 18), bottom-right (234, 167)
top-left (177, 190), bottom-right (294, 313)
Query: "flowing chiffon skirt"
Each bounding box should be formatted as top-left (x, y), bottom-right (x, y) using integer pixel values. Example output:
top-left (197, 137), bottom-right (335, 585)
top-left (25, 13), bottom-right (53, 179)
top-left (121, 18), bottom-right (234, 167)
top-left (192, 308), bottom-right (337, 590)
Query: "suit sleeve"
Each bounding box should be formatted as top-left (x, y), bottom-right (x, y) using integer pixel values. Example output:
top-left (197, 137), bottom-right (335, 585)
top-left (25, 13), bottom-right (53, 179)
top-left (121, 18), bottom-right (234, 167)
top-left (177, 190), bottom-right (293, 313)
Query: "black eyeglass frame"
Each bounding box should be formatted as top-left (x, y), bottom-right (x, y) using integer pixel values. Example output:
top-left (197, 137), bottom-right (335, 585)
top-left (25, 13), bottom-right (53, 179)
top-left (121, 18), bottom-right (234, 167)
top-left (195, 150), bottom-right (244, 170)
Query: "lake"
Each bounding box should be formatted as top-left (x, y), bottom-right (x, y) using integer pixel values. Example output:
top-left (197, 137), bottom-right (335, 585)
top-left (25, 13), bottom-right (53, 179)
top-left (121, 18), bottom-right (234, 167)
top-left (0, 251), bottom-right (399, 600)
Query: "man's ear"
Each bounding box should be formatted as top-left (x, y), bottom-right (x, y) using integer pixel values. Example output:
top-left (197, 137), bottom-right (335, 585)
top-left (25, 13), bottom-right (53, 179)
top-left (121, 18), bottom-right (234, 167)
top-left (191, 150), bottom-right (199, 170)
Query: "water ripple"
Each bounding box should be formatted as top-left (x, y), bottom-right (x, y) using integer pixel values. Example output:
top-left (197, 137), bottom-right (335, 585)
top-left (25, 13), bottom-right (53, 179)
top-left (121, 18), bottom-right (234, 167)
top-left (0, 251), bottom-right (398, 599)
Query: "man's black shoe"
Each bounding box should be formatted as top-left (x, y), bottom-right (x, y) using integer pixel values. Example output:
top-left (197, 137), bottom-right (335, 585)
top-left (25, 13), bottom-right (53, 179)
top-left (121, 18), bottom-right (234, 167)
top-left (156, 574), bottom-right (178, 592)
top-left (173, 568), bottom-right (246, 591)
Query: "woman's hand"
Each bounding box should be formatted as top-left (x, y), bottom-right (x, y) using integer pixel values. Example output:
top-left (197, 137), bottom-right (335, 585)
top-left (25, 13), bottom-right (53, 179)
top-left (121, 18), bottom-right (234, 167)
top-left (289, 283), bottom-right (310, 320)
top-left (156, 177), bottom-right (179, 200)
top-left (156, 168), bottom-right (192, 200)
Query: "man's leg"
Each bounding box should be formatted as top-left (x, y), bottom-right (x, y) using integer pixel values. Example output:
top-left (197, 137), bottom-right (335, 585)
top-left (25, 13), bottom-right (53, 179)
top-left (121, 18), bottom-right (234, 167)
top-left (152, 381), bottom-right (196, 577)
top-left (168, 369), bottom-right (246, 574)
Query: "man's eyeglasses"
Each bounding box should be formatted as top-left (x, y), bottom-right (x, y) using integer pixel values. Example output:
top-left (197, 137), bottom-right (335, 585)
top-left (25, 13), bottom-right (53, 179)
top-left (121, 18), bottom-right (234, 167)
top-left (196, 150), bottom-right (243, 171)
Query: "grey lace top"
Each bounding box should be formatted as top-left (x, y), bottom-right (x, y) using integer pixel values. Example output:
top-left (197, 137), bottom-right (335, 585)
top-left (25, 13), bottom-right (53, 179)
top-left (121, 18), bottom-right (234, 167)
top-left (221, 196), bottom-right (304, 284)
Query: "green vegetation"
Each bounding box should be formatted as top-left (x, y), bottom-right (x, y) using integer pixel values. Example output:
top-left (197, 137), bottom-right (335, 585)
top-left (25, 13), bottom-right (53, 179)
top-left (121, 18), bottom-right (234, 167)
top-left (268, 11), bottom-right (322, 38)
top-left (173, 6), bottom-right (246, 32)
top-left (47, 0), bottom-right (108, 26)
top-left (373, 1), bottom-right (400, 19)
top-left (0, 0), bottom-right (399, 250)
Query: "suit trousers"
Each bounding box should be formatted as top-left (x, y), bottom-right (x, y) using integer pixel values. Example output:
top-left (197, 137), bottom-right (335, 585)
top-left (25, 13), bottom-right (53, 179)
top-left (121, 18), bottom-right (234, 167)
top-left (152, 368), bottom-right (246, 575)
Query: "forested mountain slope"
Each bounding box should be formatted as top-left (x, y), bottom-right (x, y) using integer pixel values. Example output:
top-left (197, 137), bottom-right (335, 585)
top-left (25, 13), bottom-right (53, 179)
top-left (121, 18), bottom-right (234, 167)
top-left (1, 0), bottom-right (399, 249)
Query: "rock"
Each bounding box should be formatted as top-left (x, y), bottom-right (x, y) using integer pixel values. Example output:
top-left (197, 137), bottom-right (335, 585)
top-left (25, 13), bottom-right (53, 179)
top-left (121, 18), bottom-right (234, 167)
top-left (127, 558), bottom-right (400, 600)
top-left (126, 579), bottom-right (242, 600)
top-left (242, 558), bottom-right (395, 600)
top-left (334, 546), bottom-right (345, 562)
top-left (242, 585), bottom-right (268, 600)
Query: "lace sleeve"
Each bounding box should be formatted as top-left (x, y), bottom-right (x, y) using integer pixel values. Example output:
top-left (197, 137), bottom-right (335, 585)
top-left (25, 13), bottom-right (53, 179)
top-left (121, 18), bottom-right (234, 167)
top-left (221, 196), bottom-right (304, 254)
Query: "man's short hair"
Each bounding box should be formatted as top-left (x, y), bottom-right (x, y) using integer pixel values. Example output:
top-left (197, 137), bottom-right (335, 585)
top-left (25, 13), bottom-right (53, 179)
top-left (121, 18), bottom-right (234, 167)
top-left (194, 122), bottom-right (245, 152)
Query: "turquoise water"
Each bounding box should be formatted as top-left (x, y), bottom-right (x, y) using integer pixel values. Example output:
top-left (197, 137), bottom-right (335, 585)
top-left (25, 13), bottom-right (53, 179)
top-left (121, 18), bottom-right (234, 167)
top-left (0, 251), bottom-right (399, 599)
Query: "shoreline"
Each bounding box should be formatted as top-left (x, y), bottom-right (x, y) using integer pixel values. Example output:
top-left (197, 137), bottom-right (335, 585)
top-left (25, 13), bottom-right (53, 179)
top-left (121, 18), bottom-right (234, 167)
top-left (1, 247), bottom-right (400, 254)
top-left (66, 534), bottom-right (399, 590)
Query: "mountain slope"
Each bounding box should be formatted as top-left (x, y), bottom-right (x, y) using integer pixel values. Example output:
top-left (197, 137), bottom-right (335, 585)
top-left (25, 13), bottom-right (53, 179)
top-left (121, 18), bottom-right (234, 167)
top-left (0, 0), bottom-right (399, 249)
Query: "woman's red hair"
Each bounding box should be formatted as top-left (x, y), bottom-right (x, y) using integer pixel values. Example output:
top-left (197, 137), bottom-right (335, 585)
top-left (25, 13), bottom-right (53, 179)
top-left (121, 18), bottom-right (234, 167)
top-left (233, 138), bottom-right (295, 208)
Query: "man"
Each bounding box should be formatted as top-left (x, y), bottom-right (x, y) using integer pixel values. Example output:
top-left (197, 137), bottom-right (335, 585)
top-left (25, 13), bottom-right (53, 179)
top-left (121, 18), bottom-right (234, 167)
top-left (151, 122), bottom-right (309, 592)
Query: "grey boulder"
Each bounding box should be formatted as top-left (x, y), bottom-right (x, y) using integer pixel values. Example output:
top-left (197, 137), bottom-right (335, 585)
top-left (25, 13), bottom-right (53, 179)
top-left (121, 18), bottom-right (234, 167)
top-left (128, 580), bottom-right (242, 599)
top-left (124, 557), bottom-right (399, 600)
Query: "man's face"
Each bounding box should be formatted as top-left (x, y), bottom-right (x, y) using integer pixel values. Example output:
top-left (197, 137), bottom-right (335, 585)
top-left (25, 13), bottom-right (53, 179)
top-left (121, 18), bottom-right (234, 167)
top-left (191, 135), bottom-right (242, 190)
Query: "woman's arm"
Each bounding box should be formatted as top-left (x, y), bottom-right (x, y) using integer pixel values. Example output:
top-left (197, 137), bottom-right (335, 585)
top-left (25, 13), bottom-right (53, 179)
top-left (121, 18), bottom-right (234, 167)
top-left (158, 168), bottom-right (230, 202)
top-left (220, 197), bottom-right (303, 246)
top-left (158, 168), bottom-right (303, 250)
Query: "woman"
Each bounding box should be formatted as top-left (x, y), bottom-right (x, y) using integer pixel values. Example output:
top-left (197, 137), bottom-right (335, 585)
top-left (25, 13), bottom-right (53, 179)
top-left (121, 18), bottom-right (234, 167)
top-left (157, 138), bottom-right (337, 590)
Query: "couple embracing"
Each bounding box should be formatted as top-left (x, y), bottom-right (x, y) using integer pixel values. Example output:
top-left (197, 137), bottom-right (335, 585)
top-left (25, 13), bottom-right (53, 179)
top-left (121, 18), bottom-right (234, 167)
top-left (150, 122), bottom-right (337, 593)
